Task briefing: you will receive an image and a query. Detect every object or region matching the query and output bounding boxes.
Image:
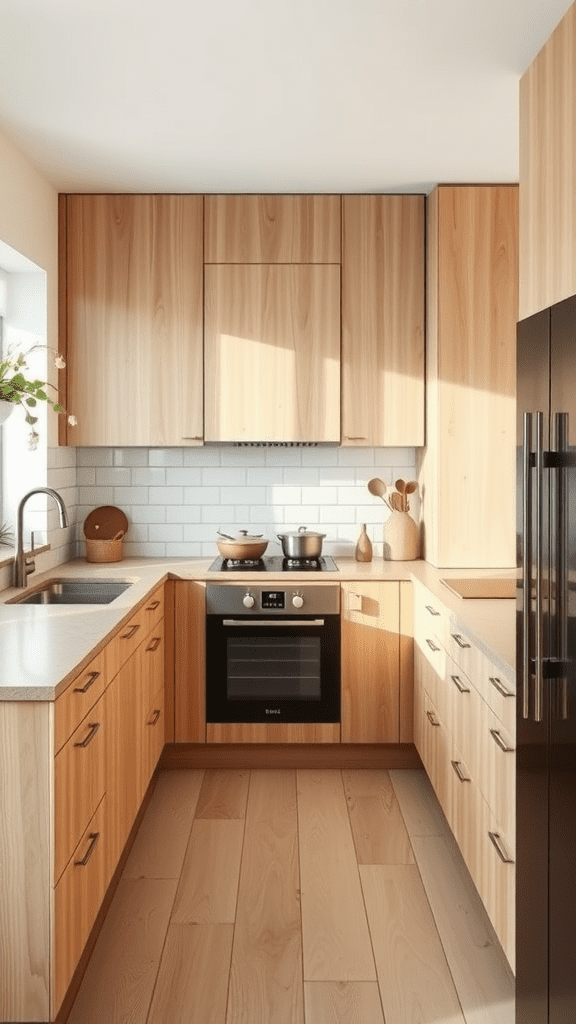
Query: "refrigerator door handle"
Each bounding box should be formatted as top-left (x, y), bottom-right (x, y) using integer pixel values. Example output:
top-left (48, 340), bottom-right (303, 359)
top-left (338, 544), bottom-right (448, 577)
top-left (534, 411), bottom-right (545, 723)
top-left (553, 412), bottom-right (569, 720)
top-left (522, 412), bottom-right (533, 720)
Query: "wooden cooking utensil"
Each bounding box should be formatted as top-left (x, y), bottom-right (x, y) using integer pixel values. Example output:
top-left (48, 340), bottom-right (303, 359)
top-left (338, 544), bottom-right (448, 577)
top-left (367, 477), bottom-right (387, 500)
top-left (405, 481), bottom-right (418, 494)
top-left (84, 506), bottom-right (129, 541)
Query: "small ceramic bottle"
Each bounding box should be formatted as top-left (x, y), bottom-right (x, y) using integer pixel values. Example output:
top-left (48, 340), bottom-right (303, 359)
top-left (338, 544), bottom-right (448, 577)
top-left (355, 523), bottom-right (373, 562)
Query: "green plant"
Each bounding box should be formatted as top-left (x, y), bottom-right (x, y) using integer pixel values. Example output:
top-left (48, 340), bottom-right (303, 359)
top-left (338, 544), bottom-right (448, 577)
top-left (0, 343), bottom-right (76, 449)
top-left (0, 521), bottom-right (14, 545)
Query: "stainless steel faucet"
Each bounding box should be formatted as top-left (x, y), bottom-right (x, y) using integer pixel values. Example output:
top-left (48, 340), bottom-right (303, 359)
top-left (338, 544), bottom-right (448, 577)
top-left (14, 487), bottom-right (69, 588)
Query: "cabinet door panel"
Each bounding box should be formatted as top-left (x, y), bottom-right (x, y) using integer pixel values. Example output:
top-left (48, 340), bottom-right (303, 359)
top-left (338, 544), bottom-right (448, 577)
top-left (341, 582), bottom-right (400, 743)
top-left (204, 264), bottom-right (340, 442)
top-left (342, 195), bottom-right (425, 446)
top-left (66, 194), bottom-right (203, 446)
top-left (205, 194), bottom-right (341, 263)
top-left (175, 581), bottom-right (206, 743)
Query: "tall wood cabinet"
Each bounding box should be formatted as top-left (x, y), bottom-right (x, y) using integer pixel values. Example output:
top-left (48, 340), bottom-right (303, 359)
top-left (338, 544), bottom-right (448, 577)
top-left (418, 185), bottom-right (518, 568)
top-left (62, 194), bottom-right (204, 446)
top-left (341, 195), bottom-right (425, 447)
top-left (519, 1), bottom-right (576, 318)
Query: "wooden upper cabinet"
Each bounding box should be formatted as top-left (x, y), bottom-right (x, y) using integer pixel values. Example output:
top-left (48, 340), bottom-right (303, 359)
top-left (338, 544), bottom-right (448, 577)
top-left (204, 263), bottom-right (341, 442)
top-left (519, 2), bottom-right (576, 319)
top-left (204, 194), bottom-right (341, 263)
top-left (64, 194), bottom-right (204, 446)
top-left (341, 195), bottom-right (425, 446)
top-left (419, 185), bottom-right (518, 568)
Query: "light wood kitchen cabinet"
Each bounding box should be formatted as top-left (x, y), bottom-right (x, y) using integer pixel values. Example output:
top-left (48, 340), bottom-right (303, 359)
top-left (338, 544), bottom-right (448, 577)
top-left (341, 195), bottom-right (425, 446)
top-left (204, 194), bottom-right (341, 263)
top-left (175, 581), bottom-right (206, 743)
top-left (204, 263), bottom-right (341, 442)
top-left (63, 194), bottom-right (204, 446)
top-left (418, 185), bottom-right (518, 568)
top-left (519, 2), bottom-right (576, 318)
top-left (341, 581), bottom-right (401, 743)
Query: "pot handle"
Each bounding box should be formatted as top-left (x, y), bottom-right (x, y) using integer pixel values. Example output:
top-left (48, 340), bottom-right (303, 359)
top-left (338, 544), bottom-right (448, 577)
top-left (298, 526), bottom-right (307, 533)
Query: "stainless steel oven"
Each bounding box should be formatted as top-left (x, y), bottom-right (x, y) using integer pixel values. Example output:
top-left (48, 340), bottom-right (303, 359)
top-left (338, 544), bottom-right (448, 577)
top-left (205, 584), bottom-right (340, 723)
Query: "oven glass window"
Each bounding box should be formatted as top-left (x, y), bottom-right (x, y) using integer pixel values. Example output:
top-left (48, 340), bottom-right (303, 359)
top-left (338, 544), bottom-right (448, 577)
top-left (227, 635), bottom-right (321, 700)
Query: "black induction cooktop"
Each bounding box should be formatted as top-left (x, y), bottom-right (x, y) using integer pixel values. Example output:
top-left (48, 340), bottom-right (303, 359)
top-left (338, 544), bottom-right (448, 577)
top-left (208, 555), bottom-right (339, 573)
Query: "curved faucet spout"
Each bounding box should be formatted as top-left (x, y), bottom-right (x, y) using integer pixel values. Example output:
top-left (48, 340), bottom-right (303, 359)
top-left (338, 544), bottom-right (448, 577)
top-left (14, 487), bottom-right (69, 588)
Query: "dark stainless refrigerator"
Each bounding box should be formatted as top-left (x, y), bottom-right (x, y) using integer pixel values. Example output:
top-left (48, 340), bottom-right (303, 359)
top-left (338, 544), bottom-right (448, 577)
top-left (517, 295), bottom-right (576, 1024)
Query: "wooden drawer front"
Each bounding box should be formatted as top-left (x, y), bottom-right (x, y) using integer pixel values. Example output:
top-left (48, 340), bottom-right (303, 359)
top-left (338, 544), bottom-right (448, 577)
top-left (477, 654), bottom-right (516, 736)
top-left (481, 807), bottom-right (515, 971)
top-left (54, 797), bottom-right (108, 1012)
top-left (117, 585), bottom-right (165, 669)
top-left (442, 653), bottom-right (483, 783)
top-left (54, 692), bottom-right (107, 882)
top-left (449, 754), bottom-right (485, 891)
top-left (143, 684), bottom-right (165, 790)
top-left (140, 619), bottom-right (165, 714)
top-left (420, 690), bottom-right (451, 821)
top-left (416, 629), bottom-right (445, 709)
top-left (414, 584), bottom-right (449, 649)
top-left (478, 701), bottom-right (515, 839)
top-left (446, 623), bottom-right (482, 682)
top-left (55, 647), bottom-right (110, 755)
top-left (142, 584), bottom-right (165, 632)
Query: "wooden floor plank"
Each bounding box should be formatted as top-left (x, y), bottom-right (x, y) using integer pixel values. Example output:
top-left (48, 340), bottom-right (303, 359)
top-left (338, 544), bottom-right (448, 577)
top-left (412, 835), bottom-right (515, 1024)
top-left (343, 769), bottom-right (415, 864)
top-left (171, 818), bottom-right (244, 924)
top-left (122, 770), bottom-right (204, 879)
top-left (297, 769), bottom-right (376, 981)
top-left (389, 768), bottom-right (449, 837)
top-left (195, 768), bottom-right (250, 818)
top-left (304, 982), bottom-right (385, 1024)
top-left (147, 924), bottom-right (234, 1024)
top-left (65, 878), bottom-right (177, 1024)
top-left (360, 864), bottom-right (466, 1024)
top-left (226, 769), bottom-right (303, 1024)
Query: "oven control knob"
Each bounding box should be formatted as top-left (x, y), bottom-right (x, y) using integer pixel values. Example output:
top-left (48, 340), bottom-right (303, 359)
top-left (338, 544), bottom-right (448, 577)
top-left (292, 594), bottom-right (304, 609)
top-left (242, 592), bottom-right (255, 609)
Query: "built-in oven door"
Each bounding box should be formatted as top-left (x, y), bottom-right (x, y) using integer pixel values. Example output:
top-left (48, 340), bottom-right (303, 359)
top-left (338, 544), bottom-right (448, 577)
top-left (206, 614), bottom-right (340, 723)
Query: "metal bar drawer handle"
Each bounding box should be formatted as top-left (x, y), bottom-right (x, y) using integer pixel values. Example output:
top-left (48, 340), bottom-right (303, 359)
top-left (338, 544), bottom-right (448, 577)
top-left (75, 832), bottom-right (100, 867)
top-left (148, 709), bottom-right (161, 726)
top-left (451, 674), bottom-right (470, 693)
top-left (74, 722), bottom-right (100, 748)
top-left (488, 830), bottom-right (514, 864)
top-left (426, 638), bottom-right (440, 652)
top-left (426, 710), bottom-right (440, 727)
top-left (146, 599), bottom-right (161, 611)
top-left (222, 619), bottom-right (325, 627)
top-left (146, 636), bottom-right (161, 652)
top-left (121, 623), bottom-right (140, 640)
top-left (452, 634), bottom-right (471, 649)
top-left (426, 604), bottom-right (440, 616)
top-left (489, 676), bottom-right (514, 698)
top-left (451, 760), bottom-right (471, 782)
top-left (490, 728), bottom-right (514, 753)
top-left (73, 670), bottom-right (100, 694)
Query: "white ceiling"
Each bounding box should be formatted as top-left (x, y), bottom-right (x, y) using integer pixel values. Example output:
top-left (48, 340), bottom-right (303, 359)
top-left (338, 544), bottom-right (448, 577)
top-left (0, 0), bottom-right (571, 194)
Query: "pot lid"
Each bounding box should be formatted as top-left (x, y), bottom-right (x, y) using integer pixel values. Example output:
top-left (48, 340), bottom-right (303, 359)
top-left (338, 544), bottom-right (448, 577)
top-left (84, 505), bottom-right (129, 540)
top-left (277, 526), bottom-right (326, 539)
top-left (217, 529), bottom-right (268, 544)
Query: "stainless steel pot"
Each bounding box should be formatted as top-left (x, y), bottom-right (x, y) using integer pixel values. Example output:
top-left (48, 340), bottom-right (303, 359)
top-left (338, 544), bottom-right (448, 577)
top-left (276, 526), bottom-right (326, 559)
top-left (216, 530), bottom-right (269, 560)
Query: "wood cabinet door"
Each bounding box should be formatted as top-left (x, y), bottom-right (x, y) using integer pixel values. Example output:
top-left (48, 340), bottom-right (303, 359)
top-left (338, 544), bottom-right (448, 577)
top-left (204, 264), bottom-right (341, 442)
top-left (175, 581), bottom-right (206, 742)
top-left (341, 582), bottom-right (400, 743)
top-left (139, 621), bottom-right (165, 794)
top-left (105, 655), bottom-right (141, 868)
top-left (342, 195), bottom-right (425, 446)
top-left (65, 194), bottom-right (204, 446)
top-left (205, 194), bottom-right (341, 263)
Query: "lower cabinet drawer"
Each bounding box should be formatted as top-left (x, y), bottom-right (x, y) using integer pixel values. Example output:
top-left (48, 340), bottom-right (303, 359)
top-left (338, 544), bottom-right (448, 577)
top-left (478, 700), bottom-right (516, 844)
top-left (54, 797), bottom-right (108, 1012)
top-left (477, 654), bottom-right (516, 736)
top-left (480, 807), bottom-right (516, 971)
top-left (143, 684), bottom-right (165, 792)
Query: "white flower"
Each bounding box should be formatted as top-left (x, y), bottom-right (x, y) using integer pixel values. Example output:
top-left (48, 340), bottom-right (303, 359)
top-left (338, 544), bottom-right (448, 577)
top-left (67, 415), bottom-right (78, 427)
top-left (54, 354), bottom-right (66, 370)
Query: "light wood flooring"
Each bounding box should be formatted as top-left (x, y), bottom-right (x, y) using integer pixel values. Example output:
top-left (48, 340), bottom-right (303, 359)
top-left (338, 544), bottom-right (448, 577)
top-left (65, 768), bottom-right (514, 1024)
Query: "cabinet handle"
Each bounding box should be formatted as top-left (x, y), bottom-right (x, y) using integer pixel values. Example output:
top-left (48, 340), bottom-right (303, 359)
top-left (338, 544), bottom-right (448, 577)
top-left (426, 604), bottom-right (440, 616)
top-left (344, 436), bottom-right (366, 441)
top-left (146, 636), bottom-right (161, 653)
top-left (489, 675), bottom-right (514, 698)
top-left (426, 638), bottom-right (440, 652)
top-left (348, 593), bottom-right (363, 612)
top-left (146, 599), bottom-right (161, 611)
top-left (148, 709), bottom-right (161, 726)
top-left (182, 436), bottom-right (203, 441)
top-left (75, 832), bottom-right (100, 867)
top-left (450, 674), bottom-right (470, 694)
top-left (488, 830), bottom-right (514, 864)
top-left (121, 623), bottom-right (140, 640)
top-left (451, 759), bottom-right (471, 783)
top-left (73, 670), bottom-right (100, 694)
top-left (489, 728), bottom-right (514, 753)
top-left (426, 710), bottom-right (440, 727)
top-left (451, 633), bottom-right (471, 649)
top-left (74, 721), bottom-right (100, 748)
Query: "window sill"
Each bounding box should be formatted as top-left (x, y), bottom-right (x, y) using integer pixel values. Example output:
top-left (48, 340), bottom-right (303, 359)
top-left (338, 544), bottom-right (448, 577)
top-left (0, 543), bottom-right (51, 570)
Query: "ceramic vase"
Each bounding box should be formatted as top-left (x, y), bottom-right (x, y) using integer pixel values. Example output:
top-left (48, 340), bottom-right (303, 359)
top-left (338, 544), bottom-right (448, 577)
top-left (355, 523), bottom-right (373, 562)
top-left (383, 510), bottom-right (419, 560)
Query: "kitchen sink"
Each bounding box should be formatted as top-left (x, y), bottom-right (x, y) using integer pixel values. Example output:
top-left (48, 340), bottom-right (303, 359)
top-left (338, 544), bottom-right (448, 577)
top-left (9, 578), bottom-right (133, 605)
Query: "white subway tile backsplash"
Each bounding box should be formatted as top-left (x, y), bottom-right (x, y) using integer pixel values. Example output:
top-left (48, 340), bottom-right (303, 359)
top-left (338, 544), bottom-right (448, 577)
top-left (202, 467), bottom-right (246, 486)
top-left (319, 505), bottom-right (357, 524)
top-left (283, 467), bottom-right (319, 485)
top-left (78, 447), bottom-right (113, 467)
top-left (114, 486), bottom-right (149, 505)
top-left (147, 486), bottom-right (184, 505)
top-left (123, 541), bottom-right (166, 558)
top-left (149, 448), bottom-right (184, 467)
top-left (300, 447), bottom-right (338, 466)
top-left (247, 467), bottom-right (281, 486)
top-left (79, 486), bottom-right (114, 506)
top-left (96, 467), bottom-right (132, 487)
top-left (149, 524), bottom-right (184, 542)
top-left (264, 447), bottom-right (302, 466)
top-left (318, 467), bottom-right (356, 485)
top-left (220, 486), bottom-right (266, 505)
top-left (202, 505), bottom-right (236, 524)
top-left (114, 448), bottom-right (149, 467)
top-left (166, 542), bottom-right (203, 557)
top-left (165, 467), bottom-right (202, 486)
top-left (183, 447), bottom-right (220, 466)
top-left (166, 506), bottom-right (201, 523)
top-left (302, 486), bottom-right (337, 505)
top-left (184, 486), bottom-right (219, 505)
top-left (77, 467), bottom-right (96, 486)
top-left (375, 447), bottom-right (416, 468)
top-left (283, 505), bottom-right (320, 523)
top-left (337, 446), bottom-right (375, 466)
top-left (129, 505), bottom-right (167, 524)
top-left (131, 467), bottom-right (166, 486)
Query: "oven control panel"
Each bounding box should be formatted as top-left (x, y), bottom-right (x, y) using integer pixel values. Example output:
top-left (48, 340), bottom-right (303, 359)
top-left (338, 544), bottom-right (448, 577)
top-left (206, 583), bottom-right (340, 616)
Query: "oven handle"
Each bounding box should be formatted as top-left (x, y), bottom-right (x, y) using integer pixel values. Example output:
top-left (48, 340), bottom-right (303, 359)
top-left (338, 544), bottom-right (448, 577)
top-left (222, 618), bottom-right (325, 627)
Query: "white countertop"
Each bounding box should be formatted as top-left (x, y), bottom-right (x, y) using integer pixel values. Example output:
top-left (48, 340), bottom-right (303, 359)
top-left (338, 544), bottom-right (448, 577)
top-left (0, 556), bottom-right (517, 700)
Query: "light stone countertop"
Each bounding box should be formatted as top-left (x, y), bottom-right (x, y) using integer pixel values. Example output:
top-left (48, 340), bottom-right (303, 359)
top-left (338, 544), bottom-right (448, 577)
top-left (0, 556), bottom-right (516, 700)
